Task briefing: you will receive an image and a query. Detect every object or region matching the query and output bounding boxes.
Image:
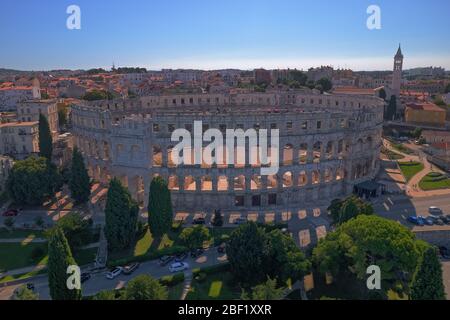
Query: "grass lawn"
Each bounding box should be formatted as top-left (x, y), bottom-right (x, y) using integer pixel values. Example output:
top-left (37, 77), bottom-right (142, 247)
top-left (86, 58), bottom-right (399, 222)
top-left (392, 143), bottom-right (414, 155)
top-left (0, 242), bottom-right (97, 273)
top-left (419, 172), bottom-right (450, 191)
top-left (186, 271), bottom-right (241, 300)
top-left (109, 226), bottom-right (234, 263)
top-left (398, 161), bottom-right (424, 181)
top-left (0, 228), bottom-right (45, 239)
top-left (381, 147), bottom-right (405, 160)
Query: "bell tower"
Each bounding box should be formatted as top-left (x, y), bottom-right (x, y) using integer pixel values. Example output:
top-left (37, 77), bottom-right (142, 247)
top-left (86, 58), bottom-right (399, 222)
top-left (391, 44), bottom-right (403, 98)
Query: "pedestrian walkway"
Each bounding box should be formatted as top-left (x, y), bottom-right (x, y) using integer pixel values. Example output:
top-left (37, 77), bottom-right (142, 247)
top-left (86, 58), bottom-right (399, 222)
top-left (180, 271), bottom-right (193, 300)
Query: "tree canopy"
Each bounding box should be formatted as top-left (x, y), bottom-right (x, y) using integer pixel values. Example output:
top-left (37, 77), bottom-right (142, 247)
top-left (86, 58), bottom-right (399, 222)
top-left (68, 147), bottom-right (91, 204)
top-left (104, 178), bottom-right (139, 251)
top-left (124, 275), bottom-right (168, 300)
top-left (48, 227), bottom-right (82, 300)
top-left (179, 225), bottom-right (210, 250)
top-left (313, 215), bottom-right (427, 294)
top-left (328, 196), bottom-right (374, 225)
top-left (6, 157), bottom-right (61, 205)
top-left (410, 246), bottom-right (446, 300)
top-left (148, 176), bottom-right (173, 238)
top-left (242, 277), bottom-right (284, 300)
top-left (38, 113), bottom-right (53, 161)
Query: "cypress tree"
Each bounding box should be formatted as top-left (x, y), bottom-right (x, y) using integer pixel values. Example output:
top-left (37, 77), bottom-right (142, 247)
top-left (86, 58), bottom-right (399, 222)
top-left (38, 113), bottom-right (53, 161)
top-left (410, 246), bottom-right (446, 300)
top-left (69, 147), bottom-right (91, 204)
top-left (48, 227), bottom-right (81, 300)
top-left (148, 176), bottom-right (173, 238)
top-left (104, 178), bottom-right (139, 250)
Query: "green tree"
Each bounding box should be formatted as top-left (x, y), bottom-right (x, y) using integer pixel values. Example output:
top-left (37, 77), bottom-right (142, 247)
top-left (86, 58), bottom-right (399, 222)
top-left (227, 222), bottom-right (270, 286)
top-left (148, 176), bottom-right (173, 238)
top-left (69, 148), bottom-right (91, 204)
top-left (48, 227), bottom-right (81, 300)
top-left (241, 277), bottom-right (284, 300)
top-left (55, 211), bottom-right (93, 250)
top-left (316, 78), bottom-right (332, 92)
top-left (38, 113), bottom-right (53, 161)
top-left (410, 246), bottom-right (446, 300)
top-left (289, 70), bottom-right (307, 86)
top-left (313, 215), bottom-right (425, 295)
top-left (6, 157), bottom-right (59, 205)
top-left (285, 250), bottom-right (312, 283)
top-left (92, 290), bottom-right (117, 300)
top-left (179, 225), bottom-right (210, 250)
top-left (412, 127), bottom-right (422, 139)
top-left (445, 83), bottom-right (450, 93)
top-left (124, 275), bottom-right (168, 300)
top-left (13, 285), bottom-right (39, 300)
top-left (57, 105), bottom-right (68, 129)
top-left (328, 196), bottom-right (374, 225)
top-left (104, 178), bottom-right (139, 251)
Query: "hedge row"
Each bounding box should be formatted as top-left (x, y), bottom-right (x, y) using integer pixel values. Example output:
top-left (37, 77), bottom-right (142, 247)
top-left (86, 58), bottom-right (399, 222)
top-left (160, 272), bottom-right (185, 287)
top-left (107, 245), bottom-right (188, 267)
top-left (192, 262), bottom-right (231, 277)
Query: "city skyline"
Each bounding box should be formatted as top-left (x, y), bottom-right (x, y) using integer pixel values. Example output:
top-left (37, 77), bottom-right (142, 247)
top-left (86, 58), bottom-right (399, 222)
top-left (1, 0), bottom-right (450, 71)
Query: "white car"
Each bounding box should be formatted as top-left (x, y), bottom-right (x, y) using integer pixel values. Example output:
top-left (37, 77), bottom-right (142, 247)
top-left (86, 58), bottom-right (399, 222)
top-left (429, 207), bottom-right (443, 215)
top-left (169, 262), bottom-right (189, 273)
top-left (106, 267), bottom-right (123, 279)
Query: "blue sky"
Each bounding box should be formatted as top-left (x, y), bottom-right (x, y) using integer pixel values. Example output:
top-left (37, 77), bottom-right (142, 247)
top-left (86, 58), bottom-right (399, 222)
top-left (1, 0), bottom-right (449, 71)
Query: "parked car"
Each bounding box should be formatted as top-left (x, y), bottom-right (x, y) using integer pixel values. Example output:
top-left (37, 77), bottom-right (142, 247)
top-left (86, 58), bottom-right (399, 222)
top-left (169, 262), bottom-right (189, 273)
top-left (175, 252), bottom-right (188, 262)
top-left (26, 283), bottom-right (35, 291)
top-left (2, 209), bottom-right (18, 217)
top-left (80, 272), bottom-right (91, 283)
top-left (439, 246), bottom-right (450, 259)
top-left (159, 255), bottom-right (175, 266)
top-left (217, 243), bottom-right (226, 254)
top-left (234, 217), bottom-right (248, 225)
top-left (418, 216), bottom-right (433, 226)
top-left (441, 215), bottom-right (450, 224)
top-left (106, 267), bottom-right (123, 279)
top-left (123, 262), bottom-right (140, 275)
top-left (408, 216), bottom-right (424, 226)
top-left (192, 217), bottom-right (206, 225)
top-left (429, 207), bottom-right (443, 215)
top-left (190, 248), bottom-right (204, 258)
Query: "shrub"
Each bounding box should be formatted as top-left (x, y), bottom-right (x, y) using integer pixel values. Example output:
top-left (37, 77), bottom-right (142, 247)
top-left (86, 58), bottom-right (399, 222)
top-left (160, 272), bottom-right (185, 286)
top-left (192, 263), bottom-right (231, 277)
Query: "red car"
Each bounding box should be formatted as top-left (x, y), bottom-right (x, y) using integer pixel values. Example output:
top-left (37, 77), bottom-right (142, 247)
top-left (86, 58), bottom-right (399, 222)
top-left (2, 209), bottom-right (18, 217)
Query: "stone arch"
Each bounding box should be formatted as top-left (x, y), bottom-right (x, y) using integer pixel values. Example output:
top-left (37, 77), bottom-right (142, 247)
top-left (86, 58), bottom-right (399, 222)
top-left (201, 175), bottom-right (213, 191)
top-left (312, 170), bottom-right (320, 184)
top-left (233, 175), bottom-right (245, 191)
top-left (152, 145), bottom-right (162, 167)
top-left (168, 175), bottom-right (179, 191)
top-left (283, 144), bottom-right (294, 166)
top-left (283, 171), bottom-right (293, 188)
top-left (298, 171), bottom-right (308, 186)
top-left (313, 141), bottom-right (322, 163)
top-left (325, 141), bottom-right (333, 159)
top-left (184, 175), bottom-right (196, 191)
top-left (299, 143), bottom-right (308, 164)
top-left (267, 174), bottom-right (278, 189)
top-left (251, 175), bottom-right (262, 190)
top-left (324, 168), bottom-right (333, 182)
top-left (217, 176), bottom-right (228, 191)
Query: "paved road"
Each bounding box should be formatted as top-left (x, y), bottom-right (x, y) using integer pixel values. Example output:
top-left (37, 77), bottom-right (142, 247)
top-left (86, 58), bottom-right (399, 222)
top-left (0, 246), bottom-right (227, 300)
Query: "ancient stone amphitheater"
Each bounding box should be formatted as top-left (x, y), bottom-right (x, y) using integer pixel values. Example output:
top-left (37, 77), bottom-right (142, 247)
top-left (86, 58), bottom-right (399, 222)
top-left (71, 91), bottom-right (384, 211)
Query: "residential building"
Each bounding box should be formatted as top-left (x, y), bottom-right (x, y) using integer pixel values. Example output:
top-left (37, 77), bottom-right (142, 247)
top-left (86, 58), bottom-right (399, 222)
top-left (16, 100), bottom-right (59, 139)
top-left (404, 102), bottom-right (446, 127)
top-left (0, 121), bottom-right (39, 159)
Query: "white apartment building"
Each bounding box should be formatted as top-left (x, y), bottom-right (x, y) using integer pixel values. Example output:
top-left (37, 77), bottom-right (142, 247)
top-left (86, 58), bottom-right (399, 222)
top-left (0, 121), bottom-right (39, 159)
